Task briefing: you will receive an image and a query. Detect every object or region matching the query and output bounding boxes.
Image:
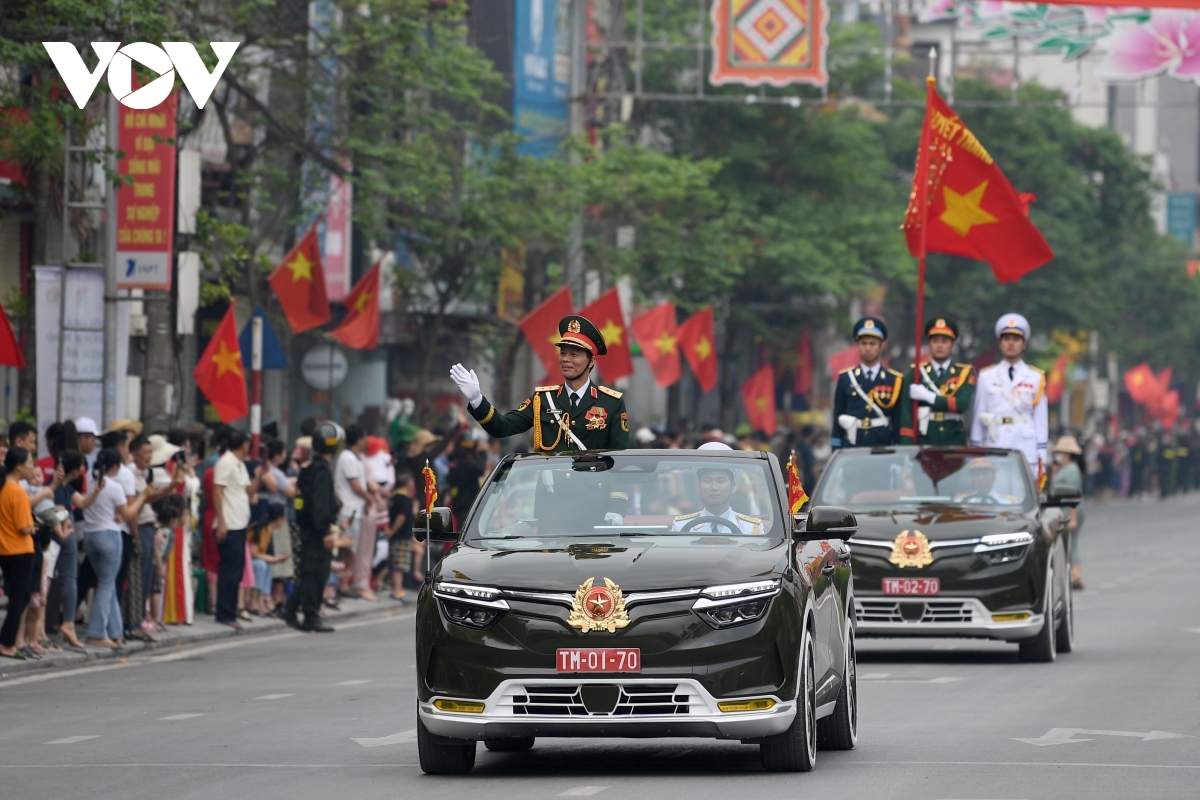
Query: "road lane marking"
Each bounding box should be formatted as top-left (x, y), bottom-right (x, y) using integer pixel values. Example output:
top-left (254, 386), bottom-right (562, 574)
top-left (337, 680), bottom-right (371, 686)
top-left (1185, 628), bottom-right (1200, 634)
top-left (858, 673), bottom-right (891, 679)
top-left (1014, 728), bottom-right (1191, 746)
top-left (4, 760), bottom-right (1200, 770)
top-left (159, 713), bottom-right (205, 720)
top-left (859, 676), bottom-right (962, 684)
top-left (255, 694), bottom-right (294, 700)
top-left (558, 787), bottom-right (609, 797)
top-left (353, 730), bottom-right (417, 747)
top-left (44, 736), bottom-right (98, 744)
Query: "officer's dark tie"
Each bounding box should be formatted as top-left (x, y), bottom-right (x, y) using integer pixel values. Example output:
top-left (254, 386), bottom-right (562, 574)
top-left (570, 392), bottom-right (580, 413)
top-left (935, 366), bottom-right (944, 381)
top-left (1008, 365), bottom-right (1015, 381)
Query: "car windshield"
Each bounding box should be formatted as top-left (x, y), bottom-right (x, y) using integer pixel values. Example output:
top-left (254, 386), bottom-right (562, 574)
top-left (811, 450), bottom-right (1034, 511)
top-left (466, 454), bottom-right (783, 540)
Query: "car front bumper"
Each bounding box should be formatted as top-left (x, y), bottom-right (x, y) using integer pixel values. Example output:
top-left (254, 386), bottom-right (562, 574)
top-left (853, 596), bottom-right (1042, 641)
top-left (418, 677), bottom-right (796, 741)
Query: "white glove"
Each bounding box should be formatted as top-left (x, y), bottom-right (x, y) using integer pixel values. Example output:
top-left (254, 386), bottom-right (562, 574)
top-left (603, 512), bottom-right (623, 525)
top-left (978, 412), bottom-right (998, 430)
top-left (449, 363), bottom-right (483, 408)
top-left (909, 384), bottom-right (938, 405)
top-left (837, 414), bottom-right (860, 446)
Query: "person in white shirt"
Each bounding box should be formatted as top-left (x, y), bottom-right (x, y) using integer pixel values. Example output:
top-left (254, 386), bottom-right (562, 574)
top-left (212, 431), bottom-right (262, 628)
top-left (969, 314), bottom-right (1049, 474)
top-left (672, 444), bottom-right (764, 535)
top-left (334, 425), bottom-right (380, 602)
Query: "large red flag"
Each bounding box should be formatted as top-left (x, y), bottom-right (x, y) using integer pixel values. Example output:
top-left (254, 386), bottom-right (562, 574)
top-left (1159, 389), bottom-right (1182, 428)
top-left (519, 286), bottom-right (573, 377)
top-left (677, 307), bottom-right (718, 392)
top-left (268, 225), bottom-right (330, 333)
top-left (794, 329), bottom-right (813, 396)
top-left (329, 259), bottom-right (381, 349)
top-left (904, 79), bottom-right (1054, 283)
top-left (828, 344), bottom-right (859, 376)
top-left (578, 288), bottom-right (634, 381)
top-left (193, 305), bottom-right (249, 423)
top-left (631, 301), bottom-right (681, 388)
top-left (0, 303), bottom-right (25, 369)
top-left (741, 364), bottom-right (777, 435)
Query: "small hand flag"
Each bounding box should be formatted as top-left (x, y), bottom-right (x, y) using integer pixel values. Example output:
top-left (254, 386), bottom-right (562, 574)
top-left (787, 454), bottom-right (809, 514)
top-left (423, 459), bottom-right (438, 515)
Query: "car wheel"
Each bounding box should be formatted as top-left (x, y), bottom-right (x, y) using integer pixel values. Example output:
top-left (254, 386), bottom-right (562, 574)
top-left (818, 629), bottom-right (857, 750)
top-left (484, 737), bottom-right (535, 752)
top-left (417, 715), bottom-right (477, 775)
top-left (760, 636), bottom-right (817, 772)
top-left (1018, 568), bottom-right (1057, 663)
top-left (1055, 580), bottom-right (1075, 654)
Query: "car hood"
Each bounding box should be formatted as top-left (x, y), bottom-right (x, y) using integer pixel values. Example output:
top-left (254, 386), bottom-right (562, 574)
top-left (435, 536), bottom-right (788, 592)
top-left (849, 505), bottom-right (1036, 542)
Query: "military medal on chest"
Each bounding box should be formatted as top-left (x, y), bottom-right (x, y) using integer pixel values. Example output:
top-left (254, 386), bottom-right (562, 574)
top-left (584, 406), bottom-right (608, 430)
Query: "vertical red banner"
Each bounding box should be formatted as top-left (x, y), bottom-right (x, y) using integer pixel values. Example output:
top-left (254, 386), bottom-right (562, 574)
top-left (116, 90), bottom-right (177, 290)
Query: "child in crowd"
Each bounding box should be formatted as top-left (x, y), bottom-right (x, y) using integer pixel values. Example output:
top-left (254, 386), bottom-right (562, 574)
top-left (388, 471), bottom-right (416, 602)
top-left (247, 503), bottom-right (289, 617)
top-left (151, 495), bottom-right (186, 630)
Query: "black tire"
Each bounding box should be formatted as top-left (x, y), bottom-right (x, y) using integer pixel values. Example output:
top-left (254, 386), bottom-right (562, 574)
top-left (817, 630), bottom-right (857, 750)
top-left (484, 737), bottom-right (535, 752)
top-left (1055, 580), bottom-right (1075, 654)
top-left (417, 715), bottom-right (477, 775)
top-left (1018, 568), bottom-right (1057, 663)
top-left (761, 637), bottom-right (817, 772)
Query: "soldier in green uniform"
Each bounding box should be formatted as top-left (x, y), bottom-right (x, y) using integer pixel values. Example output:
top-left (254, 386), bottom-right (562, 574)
top-left (899, 317), bottom-right (976, 446)
top-left (449, 314), bottom-right (631, 452)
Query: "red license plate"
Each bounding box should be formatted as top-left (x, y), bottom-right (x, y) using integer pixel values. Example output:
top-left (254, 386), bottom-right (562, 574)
top-left (556, 648), bottom-right (641, 673)
top-left (882, 578), bottom-right (940, 595)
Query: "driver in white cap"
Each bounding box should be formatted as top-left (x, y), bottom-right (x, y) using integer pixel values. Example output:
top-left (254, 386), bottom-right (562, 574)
top-left (672, 443), bottom-right (763, 535)
top-left (969, 313), bottom-right (1048, 473)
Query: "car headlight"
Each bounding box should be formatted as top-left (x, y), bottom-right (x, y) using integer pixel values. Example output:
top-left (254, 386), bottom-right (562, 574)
top-left (974, 532), bottom-right (1033, 566)
top-left (434, 582), bottom-right (509, 630)
top-left (693, 580), bottom-right (780, 629)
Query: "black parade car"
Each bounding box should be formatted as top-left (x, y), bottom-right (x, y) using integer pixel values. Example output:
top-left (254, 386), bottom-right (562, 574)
top-left (413, 449), bottom-right (859, 774)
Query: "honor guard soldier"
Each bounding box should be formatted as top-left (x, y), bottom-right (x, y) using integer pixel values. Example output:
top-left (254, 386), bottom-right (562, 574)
top-left (970, 313), bottom-right (1049, 473)
top-left (899, 317), bottom-right (976, 446)
top-left (832, 316), bottom-right (904, 448)
top-left (450, 314), bottom-right (631, 452)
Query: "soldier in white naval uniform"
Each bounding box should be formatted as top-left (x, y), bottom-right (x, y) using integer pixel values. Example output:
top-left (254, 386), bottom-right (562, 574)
top-left (969, 313), bottom-right (1048, 473)
top-left (672, 443), bottom-right (764, 535)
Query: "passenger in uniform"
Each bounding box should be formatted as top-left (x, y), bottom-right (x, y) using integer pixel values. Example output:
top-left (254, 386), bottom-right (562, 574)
top-left (672, 443), bottom-right (764, 535)
top-left (969, 313), bottom-right (1048, 474)
top-left (832, 316), bottom-right (904, 449)
top-left (954, 459), bottom-right (1017, 505)
top-left (450, 315), bottom-right (630, 453)
top-left (899, 317), bottom-right (975, 446)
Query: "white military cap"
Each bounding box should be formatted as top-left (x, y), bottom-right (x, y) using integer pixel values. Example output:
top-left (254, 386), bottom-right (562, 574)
top-left (995, 313), bottom-right (1031, 340)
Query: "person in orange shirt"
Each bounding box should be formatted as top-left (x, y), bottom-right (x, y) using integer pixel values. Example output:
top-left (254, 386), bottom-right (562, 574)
top-left (0, 447), bottom-right (38, 660)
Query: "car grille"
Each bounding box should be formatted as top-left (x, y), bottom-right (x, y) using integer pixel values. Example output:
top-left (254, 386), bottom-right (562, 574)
top-left (856, 599), bottom-right (974, 624)
top-left (508, 684), bottom-right (691, 716)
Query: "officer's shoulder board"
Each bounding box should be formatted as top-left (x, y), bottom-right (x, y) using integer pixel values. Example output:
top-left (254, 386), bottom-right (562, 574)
top-left (674, 511), bottom-right (701, 521)
top-left (735, 512), bottom-right (761, 522)
top-left (885, 367), bottom-right (904, 378)
top-left (598, 385), bottom-right (623, 399)
top-left (838, 367), bottom-right (855, 376)
top-left (1028, 365), bottom-right (1045, 375)
top-left (534, 384), bottom-right (560, 392)
top-left (954, 362), bottom-right (973, 372)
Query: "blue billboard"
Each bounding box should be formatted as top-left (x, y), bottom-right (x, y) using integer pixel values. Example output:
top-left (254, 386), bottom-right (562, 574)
top-left (514, 0), bottom-right (570, 157)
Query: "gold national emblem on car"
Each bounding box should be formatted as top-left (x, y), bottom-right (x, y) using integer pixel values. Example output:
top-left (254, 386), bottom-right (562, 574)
top-left (567, 577), bottom-right (631, 633)
top-left (888, 530), bottom-right (933, 569)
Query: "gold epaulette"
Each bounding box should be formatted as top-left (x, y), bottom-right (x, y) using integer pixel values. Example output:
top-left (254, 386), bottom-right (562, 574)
top-left (839, 367), bottom-right (855, 375)
top-left (673, 511), bottom-right (701, 521)
top-left (735, 512), bottom-right (761, 522)
top-left (598, 385), bottom-right (623, 399)
top-left (955, 363), bottom-right (972, 371)
top-left (534, 384), bottom-right (559, 392)
top-left (886, 367), bottom-right (904, 377)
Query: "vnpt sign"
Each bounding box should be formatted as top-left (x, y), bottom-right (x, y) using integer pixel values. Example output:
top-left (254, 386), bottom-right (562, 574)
top-left (42, 42), bottom-right (240, 110)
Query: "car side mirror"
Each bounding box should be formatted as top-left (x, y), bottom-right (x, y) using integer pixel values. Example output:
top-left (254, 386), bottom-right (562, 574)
top-left (795, 505), bottom-right (857, 542)
top-left (1042, 485), bottom-right (1082, 507)
top-left (413, 507), bottom-right (457, 542)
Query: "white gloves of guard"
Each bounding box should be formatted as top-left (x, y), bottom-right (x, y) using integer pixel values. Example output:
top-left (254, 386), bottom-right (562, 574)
top-left (909, 384), bottom-right (938, 405)
top-left (449, 363), bottom-right (483, 408)
top-left (603, 513), bottom-right (624, 525)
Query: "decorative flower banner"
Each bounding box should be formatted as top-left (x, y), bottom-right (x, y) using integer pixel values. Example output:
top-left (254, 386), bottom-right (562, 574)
top-left (920, 2), bottom-right (1200, 84)
top-left (710, 0), bottom-right (830, 86)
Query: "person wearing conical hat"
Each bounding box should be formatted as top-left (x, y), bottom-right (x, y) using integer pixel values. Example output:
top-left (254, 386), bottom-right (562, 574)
top-left (832, 316), bottom-right (904, 449)
top-left (899, 317), bottom-right (976, 446)
top-left (969, 313), bottom-right (1048, 473)
top-left (449, 315), bottom-right (631, 453)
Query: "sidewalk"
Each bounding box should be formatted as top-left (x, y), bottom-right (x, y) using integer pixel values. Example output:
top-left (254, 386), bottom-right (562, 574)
top-left (0, 594), bottom-right (416, 679)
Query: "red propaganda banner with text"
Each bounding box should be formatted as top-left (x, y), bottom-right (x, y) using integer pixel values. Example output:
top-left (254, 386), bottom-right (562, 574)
top-left (709, 0), bottom-right (829, 87)
top-left (117, 90), bottom-right (177, 290)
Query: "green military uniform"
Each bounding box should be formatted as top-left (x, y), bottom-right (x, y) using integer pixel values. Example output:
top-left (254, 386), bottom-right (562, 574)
top-left (464, 314), bottom-right (631, 452)
top-left (898, 317), bottom-right (976, 446)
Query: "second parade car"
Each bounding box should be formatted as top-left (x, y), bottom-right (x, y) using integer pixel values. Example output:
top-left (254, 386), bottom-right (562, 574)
top-left (413, 449), bottom-right (858, 774)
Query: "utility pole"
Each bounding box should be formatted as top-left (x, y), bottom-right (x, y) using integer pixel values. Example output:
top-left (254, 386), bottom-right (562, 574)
top-left (142, 293), bottom-right (175, 432)
top-left (103, 94), bottom-right (119, 426)
top-left (565, 0), bottom-right (588, 295)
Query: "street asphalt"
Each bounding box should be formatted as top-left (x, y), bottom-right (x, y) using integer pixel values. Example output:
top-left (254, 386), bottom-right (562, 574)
top-left (2, 494), bottom-right (1198, 799)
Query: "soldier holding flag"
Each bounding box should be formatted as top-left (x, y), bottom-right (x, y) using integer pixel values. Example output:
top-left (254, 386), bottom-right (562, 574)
top-left (900, 317), bottom-right (976, 446)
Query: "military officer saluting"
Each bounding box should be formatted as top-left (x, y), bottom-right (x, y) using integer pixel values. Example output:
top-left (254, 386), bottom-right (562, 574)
top-left (832, 316), bottom-right (904, 448)
top-left (899, 317), bottom-right (976, 446)
top-left (970, 313), bottom-right (1048, 473)
top-left (450, 314), bottom-right (631, 452)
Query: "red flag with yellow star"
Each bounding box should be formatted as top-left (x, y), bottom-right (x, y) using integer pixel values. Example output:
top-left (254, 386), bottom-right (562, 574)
top-left (787, 454), bottom-right (809, 514)
top-left (193, 305), bottom-right (248, 423)
top-left (578, 288), bottom-right (633, 382)
top-left (741, 363), bottom-right (777, 435)
top-left (518, 285), bottom-right (574, 377)
top-left (631, 301), bottom-right (681, 388)
top-left (903, 80), bottom-right (1053, 283)
top-left (422, 459), bottom-right (438, 515)
top-left (677, 306), bottom-right (717, 392)
top-left (329, 259), bottom-right (381, 349)
top-left (268, 225), bottom-right (330, 333)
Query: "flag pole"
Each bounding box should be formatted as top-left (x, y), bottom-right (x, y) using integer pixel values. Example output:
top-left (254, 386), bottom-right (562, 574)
top-left (251, 314), bottom-right (263, 459)
top-left (912, 57), bottom-right (937, 442)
